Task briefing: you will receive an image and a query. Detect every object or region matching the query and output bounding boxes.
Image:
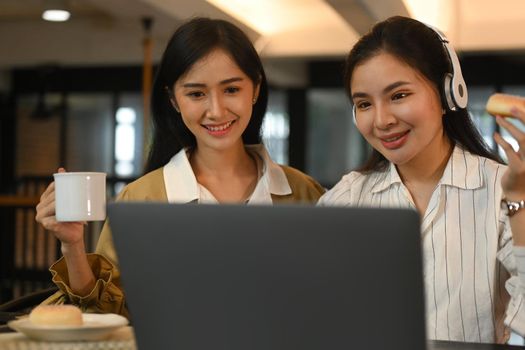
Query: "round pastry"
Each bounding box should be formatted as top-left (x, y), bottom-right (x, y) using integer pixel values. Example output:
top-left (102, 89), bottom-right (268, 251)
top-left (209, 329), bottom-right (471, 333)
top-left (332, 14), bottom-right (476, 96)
top-left (29, 304), bottom-right (83, 326)
top-left (486, 93), bottom-right (525, 117)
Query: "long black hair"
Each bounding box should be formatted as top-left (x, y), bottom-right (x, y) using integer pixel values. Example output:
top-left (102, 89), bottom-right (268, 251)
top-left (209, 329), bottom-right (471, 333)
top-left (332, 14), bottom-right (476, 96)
top-left (144, 17), bottom-right (269, 173)
top-left (344, 16), bottom-right (502, 172)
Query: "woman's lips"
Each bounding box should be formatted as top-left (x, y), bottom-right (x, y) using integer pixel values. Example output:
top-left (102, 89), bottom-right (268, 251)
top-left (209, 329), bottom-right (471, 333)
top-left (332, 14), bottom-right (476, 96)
top-left (379, 130), bottom-right (410, 149)
top-left (202, 120), bottom-right (235, 136)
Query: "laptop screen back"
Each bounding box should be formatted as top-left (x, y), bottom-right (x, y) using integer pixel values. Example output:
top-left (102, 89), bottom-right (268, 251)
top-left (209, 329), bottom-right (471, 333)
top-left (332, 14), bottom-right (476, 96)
top-left (108, 203), bottom-right (426, 350)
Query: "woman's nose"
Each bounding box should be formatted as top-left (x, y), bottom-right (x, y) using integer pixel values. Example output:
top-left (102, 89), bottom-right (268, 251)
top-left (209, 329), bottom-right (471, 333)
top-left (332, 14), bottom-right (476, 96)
top-left (373, 105), bottom-right (397, 129)
top-left (206, 93), bottom-right (226, 118)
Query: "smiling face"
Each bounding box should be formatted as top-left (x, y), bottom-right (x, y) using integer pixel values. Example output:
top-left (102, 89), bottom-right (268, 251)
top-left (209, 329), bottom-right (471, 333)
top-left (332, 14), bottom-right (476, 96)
top-left (350, 52), bottom-right (450, 168)
top-left (171, 48), bottom-right (260, 153)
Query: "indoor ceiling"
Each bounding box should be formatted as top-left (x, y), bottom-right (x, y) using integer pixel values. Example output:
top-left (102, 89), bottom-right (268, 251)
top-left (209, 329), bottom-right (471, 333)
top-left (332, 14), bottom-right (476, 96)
top-left (0, 0), bottom-right (524, 69)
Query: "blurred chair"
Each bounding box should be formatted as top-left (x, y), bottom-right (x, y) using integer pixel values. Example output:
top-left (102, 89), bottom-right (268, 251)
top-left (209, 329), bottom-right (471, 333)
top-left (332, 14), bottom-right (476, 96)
top-left (0, 287), bottom-right (58, 333)
top-left (0, 286), bottom-right (58, 329)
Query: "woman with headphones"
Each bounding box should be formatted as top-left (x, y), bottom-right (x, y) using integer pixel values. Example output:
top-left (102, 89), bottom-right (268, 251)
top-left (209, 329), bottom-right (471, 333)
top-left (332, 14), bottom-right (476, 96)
top-left (319, 16), bottom-right (525, 343)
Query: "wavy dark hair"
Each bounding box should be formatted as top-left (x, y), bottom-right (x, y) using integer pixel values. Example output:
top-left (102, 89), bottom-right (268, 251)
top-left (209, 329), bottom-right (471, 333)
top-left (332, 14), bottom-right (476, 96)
top-left (343, 16), bottom-right (502, 172)
top-left (144, 17), bottom-right (268, 173)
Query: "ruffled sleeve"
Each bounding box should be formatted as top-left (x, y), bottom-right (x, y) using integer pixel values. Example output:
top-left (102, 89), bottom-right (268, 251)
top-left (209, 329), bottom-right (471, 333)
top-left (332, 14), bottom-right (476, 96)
top-left (46, 252), bottom-right (127, 317)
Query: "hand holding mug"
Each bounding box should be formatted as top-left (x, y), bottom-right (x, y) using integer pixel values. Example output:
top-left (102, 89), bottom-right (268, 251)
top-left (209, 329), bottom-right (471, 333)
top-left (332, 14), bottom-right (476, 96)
top-left (35, 168), bottom-right (106, 246)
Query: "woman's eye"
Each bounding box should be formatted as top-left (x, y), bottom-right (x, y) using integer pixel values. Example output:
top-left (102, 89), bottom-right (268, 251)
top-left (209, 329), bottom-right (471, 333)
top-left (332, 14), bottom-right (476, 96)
top-left (356, 101), bottom-right (371, 110)
top-left (225, 86), bottom-right (240, 94)
top-left (392, 92), bottom-right (409, 100)
top-left (187, 91), bottom-right (205, 98)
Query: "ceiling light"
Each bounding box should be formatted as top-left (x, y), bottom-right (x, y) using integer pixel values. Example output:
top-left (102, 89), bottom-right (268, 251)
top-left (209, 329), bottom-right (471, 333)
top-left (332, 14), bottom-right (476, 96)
top-left (42, 0), bottom-right (71, 22)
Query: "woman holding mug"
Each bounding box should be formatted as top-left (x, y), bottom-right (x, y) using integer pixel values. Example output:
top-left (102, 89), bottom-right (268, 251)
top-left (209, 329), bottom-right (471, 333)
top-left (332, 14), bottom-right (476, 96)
top-left (36, 17), bottom-right (324, 317)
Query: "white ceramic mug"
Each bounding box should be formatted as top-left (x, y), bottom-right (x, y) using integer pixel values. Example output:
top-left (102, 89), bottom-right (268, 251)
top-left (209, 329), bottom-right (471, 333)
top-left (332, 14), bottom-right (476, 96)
top-left (53, 172), bottom-right (107, 222)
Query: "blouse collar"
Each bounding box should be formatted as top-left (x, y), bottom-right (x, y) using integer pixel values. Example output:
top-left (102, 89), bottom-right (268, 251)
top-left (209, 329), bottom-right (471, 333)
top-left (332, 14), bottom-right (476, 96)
top-left (162, 144), bottom-right (291, 203)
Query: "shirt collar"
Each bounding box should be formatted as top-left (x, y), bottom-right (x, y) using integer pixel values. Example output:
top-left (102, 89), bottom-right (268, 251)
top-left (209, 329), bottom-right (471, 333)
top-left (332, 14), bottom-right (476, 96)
top-left (370, 145), bottom-right (483, 194)
top-left (439, 145), bottom-right (483, 189)
top-left (162, 145), bottom-right (292, 204)
top-left (245, 144), bottom-right (291, 203)
top-left (370, 163), bottom-right (402, 194)
top-left (163, 149), bottom-right (200, 203)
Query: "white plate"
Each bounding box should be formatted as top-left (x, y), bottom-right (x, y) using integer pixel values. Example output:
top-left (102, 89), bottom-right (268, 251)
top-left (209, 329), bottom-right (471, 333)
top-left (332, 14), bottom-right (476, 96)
top-left (7, 313), bottom-right (129, 341)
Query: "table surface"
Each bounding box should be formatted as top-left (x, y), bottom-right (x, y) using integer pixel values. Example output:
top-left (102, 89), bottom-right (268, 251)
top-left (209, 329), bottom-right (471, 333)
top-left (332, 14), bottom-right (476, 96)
top-left (0, 326), bottom-right (136, 350)
top-left (429, 340), bottom-right (525, 349)
top-left (0, 328), bottom-right (523, 350)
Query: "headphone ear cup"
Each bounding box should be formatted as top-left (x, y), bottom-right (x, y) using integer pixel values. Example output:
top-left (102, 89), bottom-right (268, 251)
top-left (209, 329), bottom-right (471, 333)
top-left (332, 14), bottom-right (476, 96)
top-left (451, 75), bottom-right (468, 109)
top-left (443, 73), bottom-right (468, 111)
top-left (443, 73), bottom-right (455, 111)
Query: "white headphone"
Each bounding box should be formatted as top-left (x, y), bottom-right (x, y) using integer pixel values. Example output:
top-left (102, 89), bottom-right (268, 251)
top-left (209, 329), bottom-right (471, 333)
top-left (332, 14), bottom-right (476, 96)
top-left (352, 23), bottom-right (468, 125)
top-left (427, 24), bottom-right (468, 111)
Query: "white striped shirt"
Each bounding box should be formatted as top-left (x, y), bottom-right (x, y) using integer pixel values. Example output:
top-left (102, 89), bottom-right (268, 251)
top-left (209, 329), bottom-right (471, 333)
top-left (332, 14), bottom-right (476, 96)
top-left (318, 146), bottom-right (525, 343)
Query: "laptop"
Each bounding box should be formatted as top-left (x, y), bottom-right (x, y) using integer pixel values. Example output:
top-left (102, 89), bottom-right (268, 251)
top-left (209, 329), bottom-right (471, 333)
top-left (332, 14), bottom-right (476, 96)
top-left (108, 203), bottom-right (425, 350)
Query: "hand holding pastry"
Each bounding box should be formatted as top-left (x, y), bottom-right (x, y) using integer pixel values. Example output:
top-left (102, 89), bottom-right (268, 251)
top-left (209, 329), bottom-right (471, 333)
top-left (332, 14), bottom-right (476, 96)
top-left (489, 94), bottom-right (525, 246)
top-left (490, 95), bottom-right (525, 199)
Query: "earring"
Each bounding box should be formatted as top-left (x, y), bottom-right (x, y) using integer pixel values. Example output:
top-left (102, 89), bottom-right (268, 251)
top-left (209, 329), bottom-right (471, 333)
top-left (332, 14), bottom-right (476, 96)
top-left (252, 98), bottom-right (257, 105)
top-left (169, 99), bottom-right (180, 113)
